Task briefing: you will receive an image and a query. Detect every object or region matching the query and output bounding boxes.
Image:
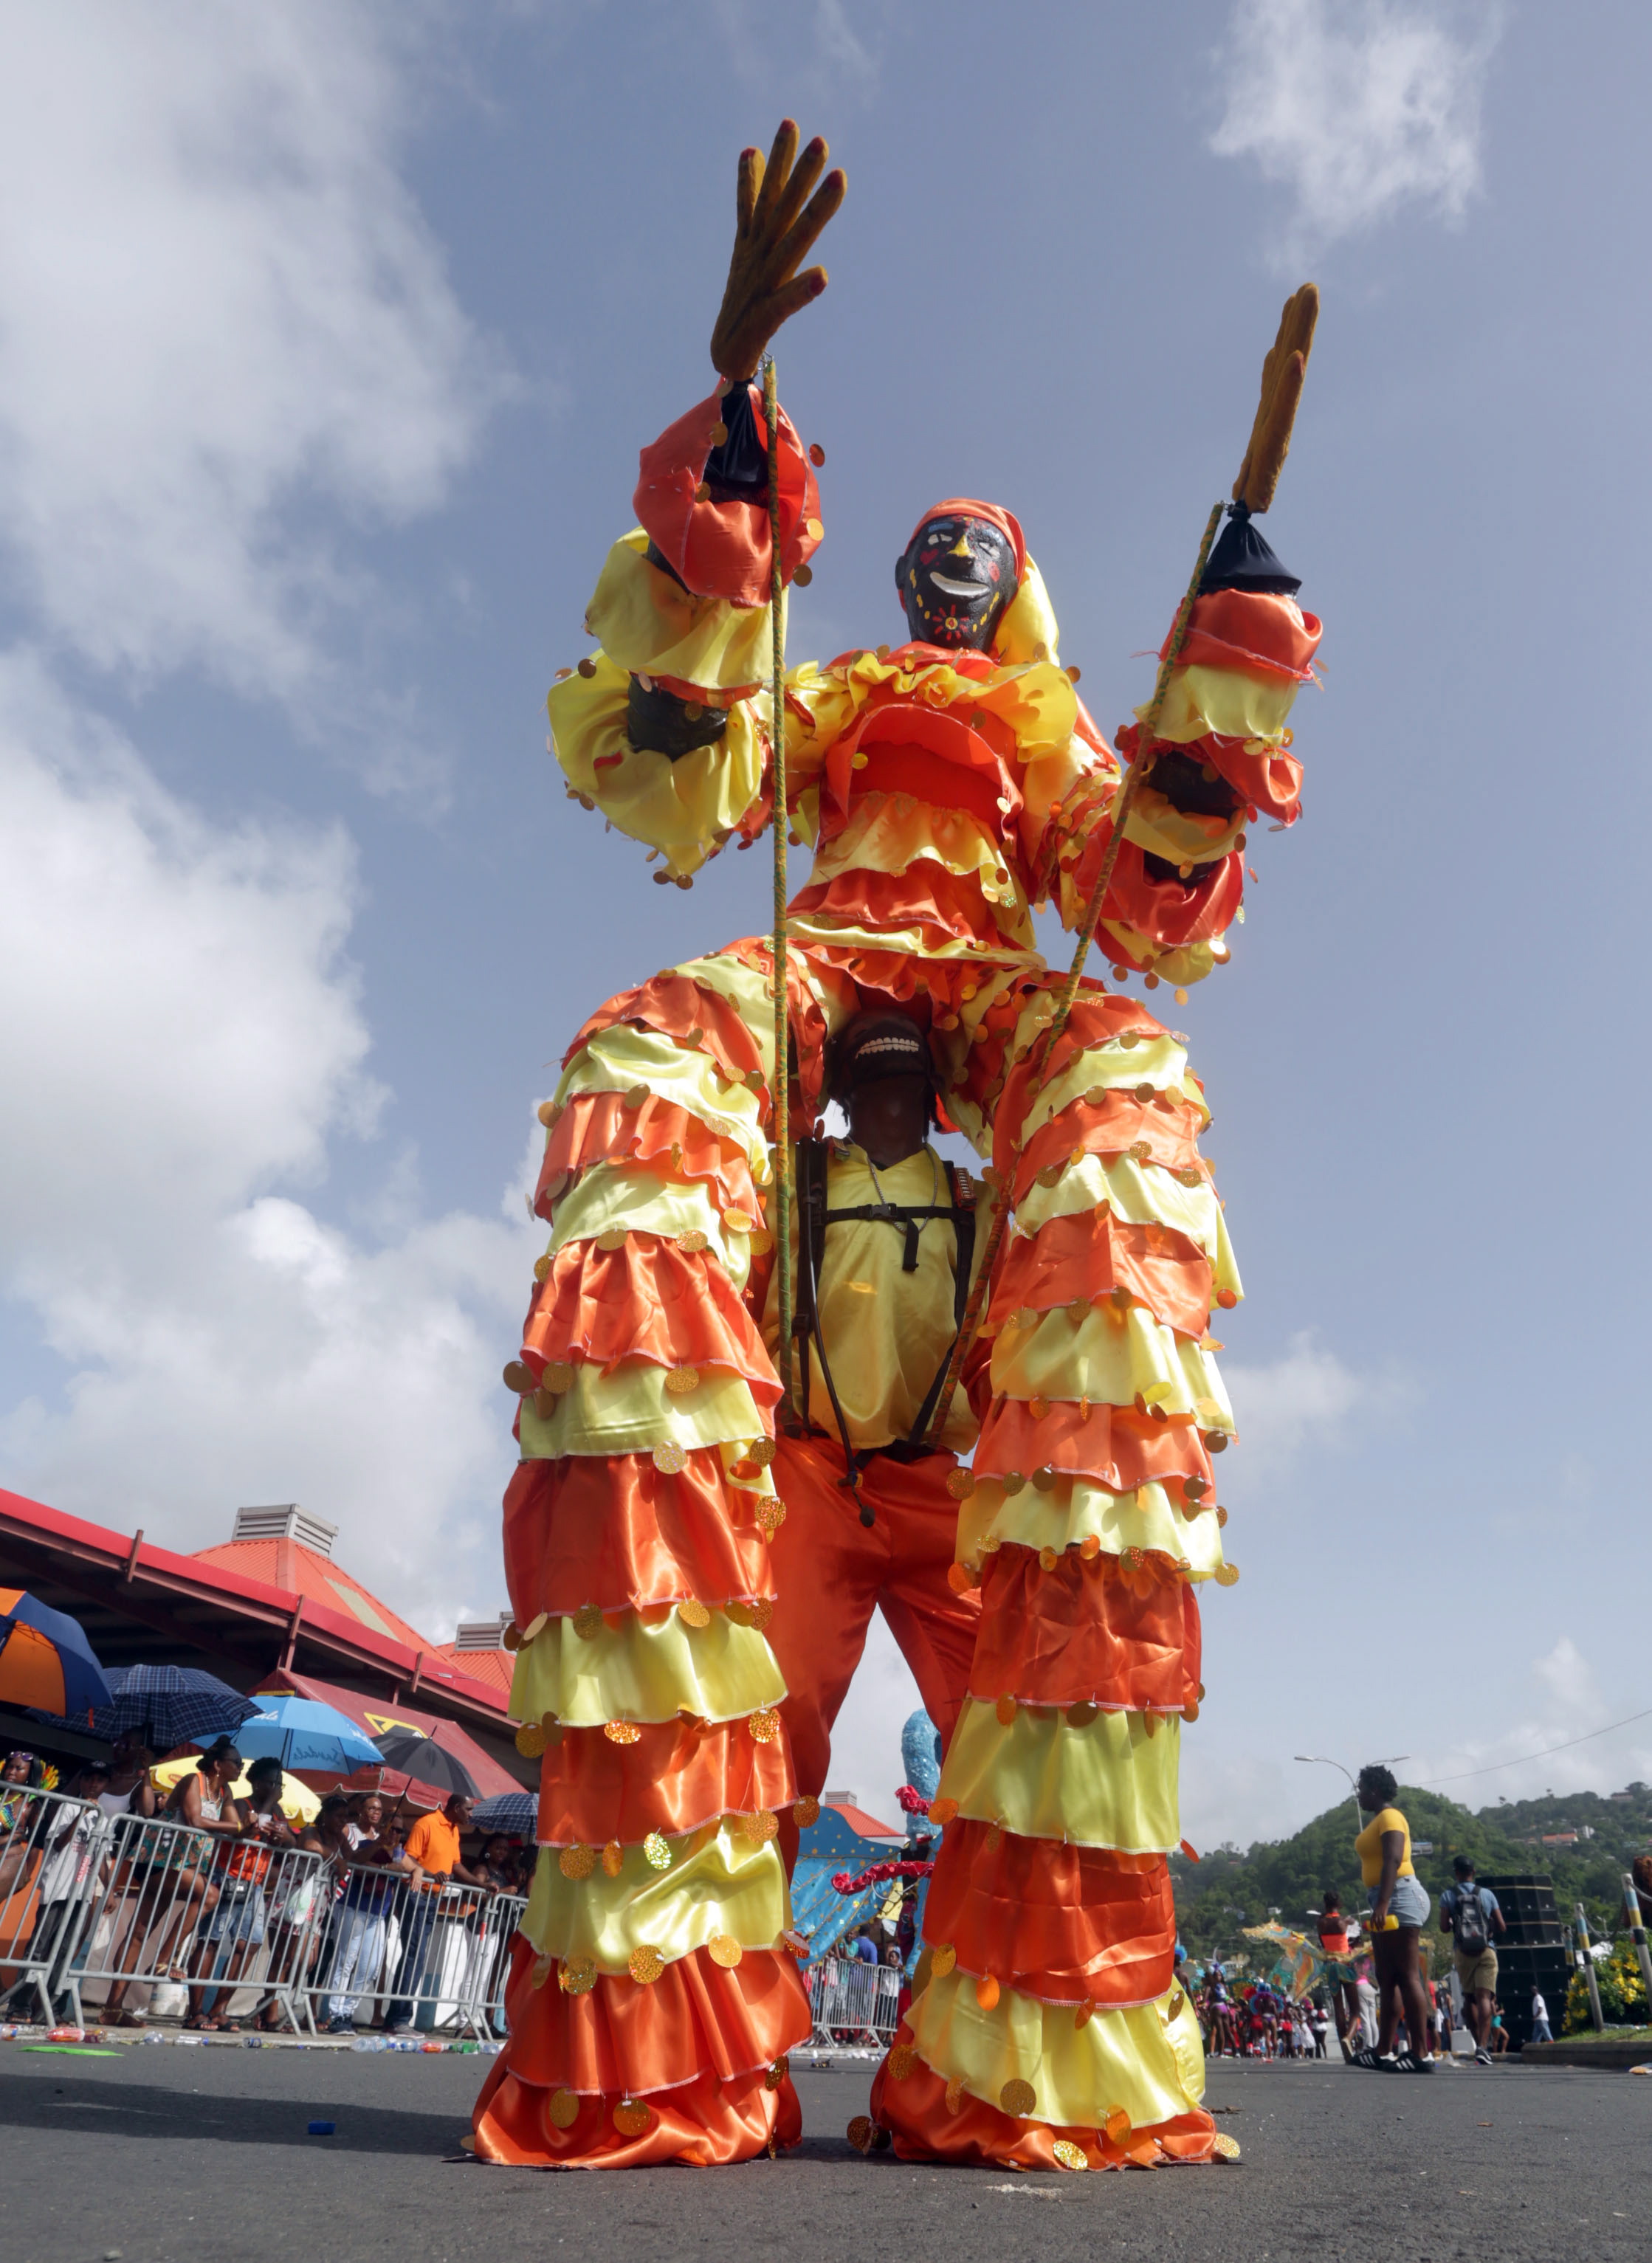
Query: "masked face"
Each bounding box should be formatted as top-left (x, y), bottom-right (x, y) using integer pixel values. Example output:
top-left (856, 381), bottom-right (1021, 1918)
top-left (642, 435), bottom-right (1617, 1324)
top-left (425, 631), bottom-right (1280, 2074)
top-left (895, 515), bottom-right (1018, 649)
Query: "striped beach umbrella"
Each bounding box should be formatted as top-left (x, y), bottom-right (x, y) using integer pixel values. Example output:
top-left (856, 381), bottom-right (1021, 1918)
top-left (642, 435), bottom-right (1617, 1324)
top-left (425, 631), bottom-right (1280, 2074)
top-left (0, 1588), bottom-right (113, 1717)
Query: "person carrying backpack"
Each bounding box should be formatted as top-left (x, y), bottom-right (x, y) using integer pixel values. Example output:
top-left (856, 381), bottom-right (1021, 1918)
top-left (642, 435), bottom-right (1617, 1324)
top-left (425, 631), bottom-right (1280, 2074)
top-left (1439, 1856), bottom-right (1505, 2064)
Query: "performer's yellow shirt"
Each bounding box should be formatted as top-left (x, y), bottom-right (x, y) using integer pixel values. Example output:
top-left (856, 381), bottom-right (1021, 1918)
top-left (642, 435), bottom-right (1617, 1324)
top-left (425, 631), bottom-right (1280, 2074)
top-left (1355, 1806), bottom-right (1414, 1885)
top-left (765, 1142), bottom-right (982, 1456)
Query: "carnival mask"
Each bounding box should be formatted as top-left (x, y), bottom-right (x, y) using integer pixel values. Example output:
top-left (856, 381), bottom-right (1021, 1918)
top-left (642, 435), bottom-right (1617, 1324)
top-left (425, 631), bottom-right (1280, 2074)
top-left (895, 515), bottom-right (1018, 649)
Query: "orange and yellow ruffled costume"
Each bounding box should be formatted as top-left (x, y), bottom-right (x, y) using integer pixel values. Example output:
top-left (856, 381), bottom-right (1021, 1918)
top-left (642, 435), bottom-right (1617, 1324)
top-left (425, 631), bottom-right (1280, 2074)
top-left (471, 381), bottom-right (1321, 2170)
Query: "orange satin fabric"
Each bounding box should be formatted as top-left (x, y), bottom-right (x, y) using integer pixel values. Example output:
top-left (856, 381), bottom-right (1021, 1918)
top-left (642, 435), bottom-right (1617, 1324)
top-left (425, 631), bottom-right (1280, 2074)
top-left (520, 1238), bottom-right (777, 1394)
top-left (571, 947), bottom-right (833, 1126)
top-left (475, 2059), bottom-right (802, 2169)
top-left (870, 2036), bottom-right (1219, 2169)
top-left (923, 1822), bottom-right (1175, 2005)
top-left (1163, 587), bottom-right (1321, 681)
top-left (536, 1092), bottom-right (760, 1219)
top-left (788, 855), bottom-right (1009, 954)
top-left (968, 1545), bottom-right (1201, 1712)
top-left (502, 1453), bottom-right (773, 1625)
top-left (988, 993), bottom-right (1171, 1154)
top-left (536, 1716), bottom-right (795, 1847)
top-left (974, 1398), bottom-right (1214, 1494)
top-left (1012, 1091), bottom-right (1208, 1207)
top-left (633, 382), bottom-right (819, 609)
top-left (1115, 719), bottom-right (1301, 824)
top-left (486, 1933), bottom-right (810, 2101)
top-left (991, 1209), bottom-right (1211, 1342)
top-left (765, 1433), bottom-right (979, 1870)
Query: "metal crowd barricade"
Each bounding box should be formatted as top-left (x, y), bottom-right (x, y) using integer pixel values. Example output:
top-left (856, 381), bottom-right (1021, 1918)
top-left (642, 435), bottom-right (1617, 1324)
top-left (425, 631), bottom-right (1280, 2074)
top-left (0, 1784), bottom-right (111, 2025)
top-left (58, 1808), bottom-right (327, 2031)
top-left (289, 1864), bottom-right (526, 2041)
top-left (807, 1954), bottom-right (903, 2051)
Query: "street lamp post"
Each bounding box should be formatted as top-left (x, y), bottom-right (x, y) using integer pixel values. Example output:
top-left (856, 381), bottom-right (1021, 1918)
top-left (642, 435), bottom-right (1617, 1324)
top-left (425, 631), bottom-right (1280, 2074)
top-left (1295, 1754), bottom-right (1412, 1840)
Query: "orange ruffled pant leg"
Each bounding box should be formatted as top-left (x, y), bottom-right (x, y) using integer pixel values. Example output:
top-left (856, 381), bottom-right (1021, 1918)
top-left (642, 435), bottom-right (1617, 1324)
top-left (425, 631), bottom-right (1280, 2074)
top-left (473, 941), bottom-right (819, 2169)
top-left (867, 979), bottom-right (1227, 2171)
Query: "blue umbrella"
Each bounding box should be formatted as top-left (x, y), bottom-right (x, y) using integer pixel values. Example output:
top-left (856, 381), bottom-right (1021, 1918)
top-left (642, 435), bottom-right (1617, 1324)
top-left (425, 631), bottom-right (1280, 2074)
top-left (0, 1588), bottom-right (113, 1717)
top-left (233, 1695), bottom-right (385, 1774)
top-left (32, 1662), bottom-right (260, 1752)
top-left (472, 1791), bottom-right (537, 1836)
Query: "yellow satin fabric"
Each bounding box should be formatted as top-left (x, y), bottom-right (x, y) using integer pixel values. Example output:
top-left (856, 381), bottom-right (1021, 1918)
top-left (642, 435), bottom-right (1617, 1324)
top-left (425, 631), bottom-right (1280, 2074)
top-left (1149, 663), bottom-right (1300, 747)
top-left (990, 1303), bottom-right (1233, 1426)
top-left (906, 1969), bottom-right (1205, 2130)
top-left (1012, 1157), bottom-right (1241, 1297)
top-left (956, 1476), bottom-right (1228, 1582)
top-left (807, 793), bottom-right (1033, 945)
top-left (519, 1357), bottom-right (774, 1464)
top-left (557, 1024), bottom-right (771, 1171)
top-left (585, 532), bottom-right (784, 689)
top-left (549, 655), bottom-right (768, 879)
top-left (760, 1143), bottom-right (981, 1456)
top-left (785, 906), bottom-right (1041, 974)
top-left (521, 1822), bottom-right (792, 1971)
top-left (939, 1697), bottom-right (1181, 1851)
top-left (543, 1162), bottom-right (752, 1289)
top-left (1095, 920), bottom-right (1224, 993)
top-left (1019, 1038), bottom-right (1209, 1146)
top-left (509, 1606), bottom-right (785, 1729)
top-left (1120, 782), bottom-right (1247, 869)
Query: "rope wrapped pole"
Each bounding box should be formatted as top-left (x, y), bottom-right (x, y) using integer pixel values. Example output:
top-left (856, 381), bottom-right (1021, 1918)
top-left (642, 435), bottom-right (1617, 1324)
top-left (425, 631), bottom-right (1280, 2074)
top-left (763, 357), bottom-right (794, 1411)
top-left (921, 500), bottom-right (1225, 1446)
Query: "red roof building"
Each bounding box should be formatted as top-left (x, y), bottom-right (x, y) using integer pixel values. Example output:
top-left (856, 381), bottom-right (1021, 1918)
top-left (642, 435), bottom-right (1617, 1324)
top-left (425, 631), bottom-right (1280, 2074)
top-left (0, 1489), bottom-right (528, 1791)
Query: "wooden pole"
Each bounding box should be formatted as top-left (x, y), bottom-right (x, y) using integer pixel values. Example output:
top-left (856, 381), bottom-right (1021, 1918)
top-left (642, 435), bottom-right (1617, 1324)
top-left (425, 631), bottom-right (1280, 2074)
top-left (763, 358), bottom-right (793, 1411)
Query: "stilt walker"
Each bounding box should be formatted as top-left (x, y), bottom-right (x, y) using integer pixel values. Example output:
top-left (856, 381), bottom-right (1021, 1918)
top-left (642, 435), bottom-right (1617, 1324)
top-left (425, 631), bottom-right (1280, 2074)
top-left (472, 120), bottom-right (1324, 2172)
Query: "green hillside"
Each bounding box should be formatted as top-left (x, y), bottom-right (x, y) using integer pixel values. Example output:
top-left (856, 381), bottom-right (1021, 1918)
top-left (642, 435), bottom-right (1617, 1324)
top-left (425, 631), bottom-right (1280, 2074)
top-left (1171, 1782), bottom-right (1651, 1966)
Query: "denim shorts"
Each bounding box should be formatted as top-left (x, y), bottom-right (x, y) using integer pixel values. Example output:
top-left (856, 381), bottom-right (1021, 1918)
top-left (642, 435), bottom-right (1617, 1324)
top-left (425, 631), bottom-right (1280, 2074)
top-left (207, 1883), bottom-right (267, 1946)
top-left (1386, 1875), bottom-right (1431, 1929)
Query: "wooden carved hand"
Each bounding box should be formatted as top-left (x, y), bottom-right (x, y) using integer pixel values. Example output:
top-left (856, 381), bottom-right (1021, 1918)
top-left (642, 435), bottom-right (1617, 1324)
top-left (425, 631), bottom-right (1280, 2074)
top-left (710, 119), bottom-right (846, 384)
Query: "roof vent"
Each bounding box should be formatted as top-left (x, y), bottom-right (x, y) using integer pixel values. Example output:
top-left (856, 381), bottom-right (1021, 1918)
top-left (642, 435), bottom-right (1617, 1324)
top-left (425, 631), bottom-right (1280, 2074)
top-left (232, 1504), bottom-right (338, 1559)
top-left (453, 1614), bottom-right (512, 1650)
top-left (823, 1788), bottom-right (859, 1808)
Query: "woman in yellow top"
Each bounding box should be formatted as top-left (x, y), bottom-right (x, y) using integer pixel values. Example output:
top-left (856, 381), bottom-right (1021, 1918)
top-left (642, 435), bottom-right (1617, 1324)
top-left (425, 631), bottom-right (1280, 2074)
top-left (1350, 1764), bottom-right (1434, 2072)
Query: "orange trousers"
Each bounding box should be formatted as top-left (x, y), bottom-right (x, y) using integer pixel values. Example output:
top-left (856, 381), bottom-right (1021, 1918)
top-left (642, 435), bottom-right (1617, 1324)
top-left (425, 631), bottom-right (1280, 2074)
top-left (765, 1432), bottom-right (980, 1872)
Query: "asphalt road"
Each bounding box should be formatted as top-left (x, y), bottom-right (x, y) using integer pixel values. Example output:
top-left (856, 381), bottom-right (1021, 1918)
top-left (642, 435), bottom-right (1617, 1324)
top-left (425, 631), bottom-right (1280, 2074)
top-left (1, 2039), bottom-right (1646, 2263)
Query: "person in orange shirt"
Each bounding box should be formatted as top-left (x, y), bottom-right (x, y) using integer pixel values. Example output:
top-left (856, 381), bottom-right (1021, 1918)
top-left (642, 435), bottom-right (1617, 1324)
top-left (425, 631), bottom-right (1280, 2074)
top-left (384, 1793), bottom-right (494, 2035)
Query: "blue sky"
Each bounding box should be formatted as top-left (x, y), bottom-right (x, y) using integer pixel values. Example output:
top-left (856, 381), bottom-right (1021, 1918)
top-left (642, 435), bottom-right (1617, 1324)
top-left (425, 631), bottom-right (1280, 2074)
top-left (0, 1), bottom-right (1645, 1847)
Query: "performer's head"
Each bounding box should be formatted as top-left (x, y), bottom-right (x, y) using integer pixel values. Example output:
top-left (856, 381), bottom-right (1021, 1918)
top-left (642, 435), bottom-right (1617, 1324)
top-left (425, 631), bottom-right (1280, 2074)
top-left (895, 499), bottom-right (1022, 650)
top-left (830, 1011), bottom-right (937, 1167)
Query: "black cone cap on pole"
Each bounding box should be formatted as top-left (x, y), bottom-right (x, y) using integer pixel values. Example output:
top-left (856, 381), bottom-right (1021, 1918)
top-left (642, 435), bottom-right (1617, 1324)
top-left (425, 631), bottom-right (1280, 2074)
top-left (1200, 503), bottom-right (1301, 596)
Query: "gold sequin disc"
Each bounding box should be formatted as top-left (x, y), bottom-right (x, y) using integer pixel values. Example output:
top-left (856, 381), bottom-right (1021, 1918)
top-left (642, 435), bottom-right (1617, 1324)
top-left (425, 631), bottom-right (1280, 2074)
top-left (559, 1955), bottom-right (596, 1994)
top-left (927, 1797), bottom-right (959, 1826)
top-left (944, 1467), bottom-right (976, 1501)
top-left (601, 1839), bottom-right (624, 1876)
top-left (736, 1809), bottom-right (778, 1844)
top-left (675, 1229), bottom-right (709, 1253)
top-left (765, 2056), bottom-right (791, 2090)
top-left (1038, 1547), bottom-right (1059, 1572)
top-left (999, 2078), bottom-right (1036, 2119)
top-left (793, 1795), bottom-right (820, 1828)
top-left (944, 2076), bottom-right (966, 2113)
top-left (1067, 1701), bottom-right (1098, 1727)
top-left (613, 2099), bottom-right (650, 2136)
top-left (603, 1719), bottom-right (641, 1749)
top-left (722, 1207), bottom-right (754, 1233)
top-left (975, 1974), bottom-right (1000, 2009)
top-left (748, 1707), bottom-right (781, 1743)
top-left (676, 1598), bottom-right (711, 1628)
top-left (1215, 1562), bottom-right (1239, 1585)
top-left (846, 2115), bottom-right (875, 2154)
top-left (748, 1436), bottom-right (777, 1467)
top-left (627, 1945), bottom-right (664, 1985)
top-left (514, 1722), bottom-right (545, 1757)
top-left (548, 2087), bottom-right (579, 2129)
top-left (1053, 2139), bottom-right (1089, 2171)
top-left (929, 1943), bottom-right (956, 1977)
top-left (707, 1934), bottom-right (743, 1968)
top-left (642, 1831), bottom-right (672, 1870)
top-left (503, 1360), bottom-right (534, 1395)
top-left (757, 1496), bottom-right (785, 1535)
top-left (888, 2043), bottom-right (916, 2081)
top-left (1074, 1998), bottom-right (1095, 2029)
top-left (664, 1365), bottom-right (701, 1395)
top-left (994, 1695), bottom-right (1018, 1726)
top-left (1028, 1394), bottom-right (1050, 1421)
top-left (652, 1441), bottom-right (687, 1475)
top-left (559, 1844), bottom-right (595, 1880)
top-left (1212, 2132), bottom-right (1242, 2160)
top-left (572, 1602), bottom-right (603, 1640)
top-left (1000, 1472), bottom-right (1026, 1497)
top-left (541, 1360), bottom-right (574, 1394)
top-left (595, 1227), bottom-right (628, 1252)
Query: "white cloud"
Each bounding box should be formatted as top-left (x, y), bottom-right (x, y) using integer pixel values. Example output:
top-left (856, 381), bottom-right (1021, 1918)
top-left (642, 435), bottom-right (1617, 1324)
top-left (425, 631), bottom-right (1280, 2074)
top-left (1223, 1329), bottom-right (1375, 1478)
top-left (0, 4), bottom-right (501, 723)
top-left (0, 655), bottom-right (534, 1636)
top-left (1409, 1636), bottom-right (1652, 1805)
top-left (1211, 0), bottom-right (1500, 263)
